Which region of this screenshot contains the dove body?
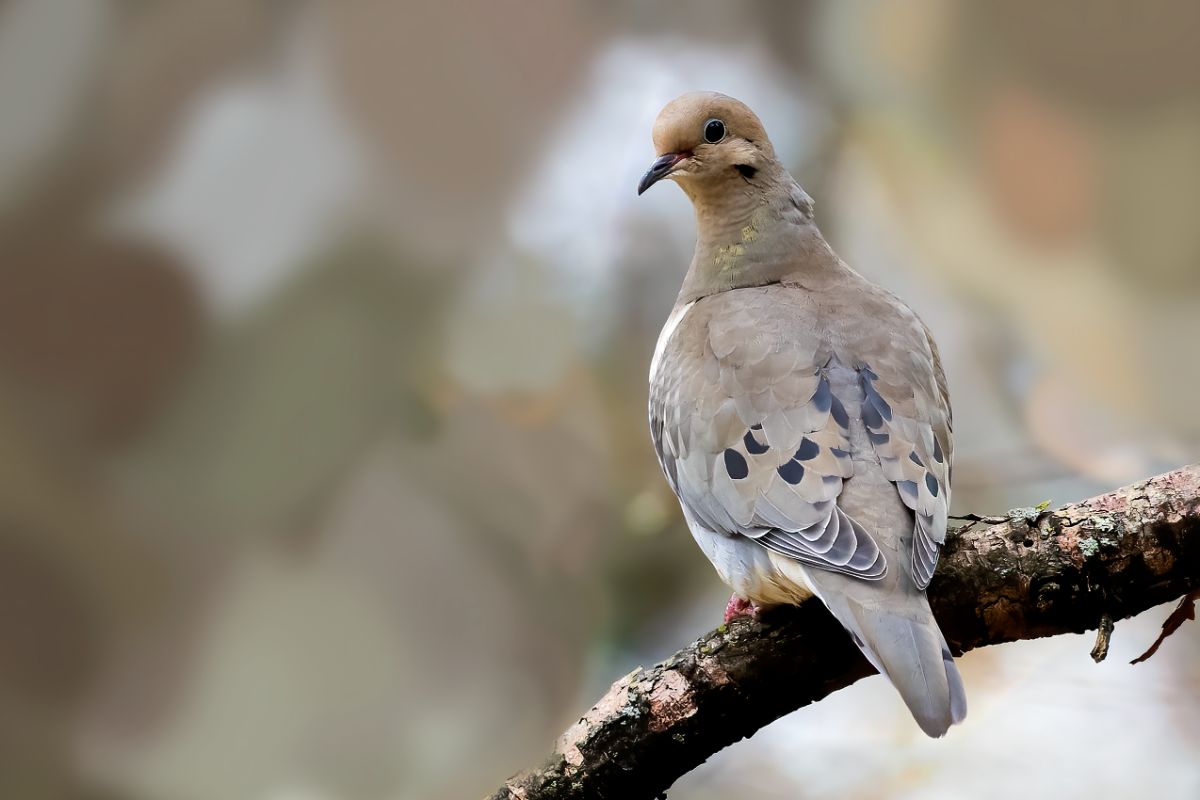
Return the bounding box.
[641,92,966,737]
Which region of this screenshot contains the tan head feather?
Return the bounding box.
[650,91,776,160]
[638,92,783,199]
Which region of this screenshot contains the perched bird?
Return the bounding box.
[639,92,966,737]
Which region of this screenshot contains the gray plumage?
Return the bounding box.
[641,92,965,737]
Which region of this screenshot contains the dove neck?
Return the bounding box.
[679,179,848,305]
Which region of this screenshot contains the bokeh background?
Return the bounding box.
[2,1,1199,798]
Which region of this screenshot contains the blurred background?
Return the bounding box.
[1,1,1198,798]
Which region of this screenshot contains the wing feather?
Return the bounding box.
[856,316,953,589]
[650,295,888,582]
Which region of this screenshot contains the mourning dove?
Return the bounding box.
[639,92,966,737]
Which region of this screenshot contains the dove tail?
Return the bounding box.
[794,568,966,737]
[843,598,965,737]
[875,616,965,737]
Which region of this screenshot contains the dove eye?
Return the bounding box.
[703,119,726,144]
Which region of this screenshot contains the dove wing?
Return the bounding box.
[854,312,953,588]
[649,290,886,581]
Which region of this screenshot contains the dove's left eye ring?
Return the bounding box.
[703,119,726,143]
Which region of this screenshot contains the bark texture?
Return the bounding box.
[490,465,1200,800]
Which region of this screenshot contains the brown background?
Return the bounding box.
[0,2,1197,798]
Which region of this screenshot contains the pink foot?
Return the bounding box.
[723,594,758,624]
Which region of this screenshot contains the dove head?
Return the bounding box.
[637,93,829,303]
[637,92,779,198]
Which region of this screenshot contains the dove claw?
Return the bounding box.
[723,594,759,624]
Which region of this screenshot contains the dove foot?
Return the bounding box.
[723,594,759,624]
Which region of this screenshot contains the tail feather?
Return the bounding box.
[855,610,965,737]
[944,639,967,725]
[793,564,966,737]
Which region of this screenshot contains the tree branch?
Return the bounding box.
[489,465,1200,800]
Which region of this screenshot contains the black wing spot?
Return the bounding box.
[724,449,749,480]
[909,451,923,466]
[861,376,893,421]
[933,437,945,464]
[751,423,763,431]
[830,447,850,458]
[794,437,819,461]
[867,430,890,446]
[777,460,805,485]
[743,430,769,455]
[735,164,758,180]
[862,400,882,430]
[830,396,850,429]
[925,472,940,497]
[811,377,832,413]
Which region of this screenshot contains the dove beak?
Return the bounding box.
[637,152,689,195]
